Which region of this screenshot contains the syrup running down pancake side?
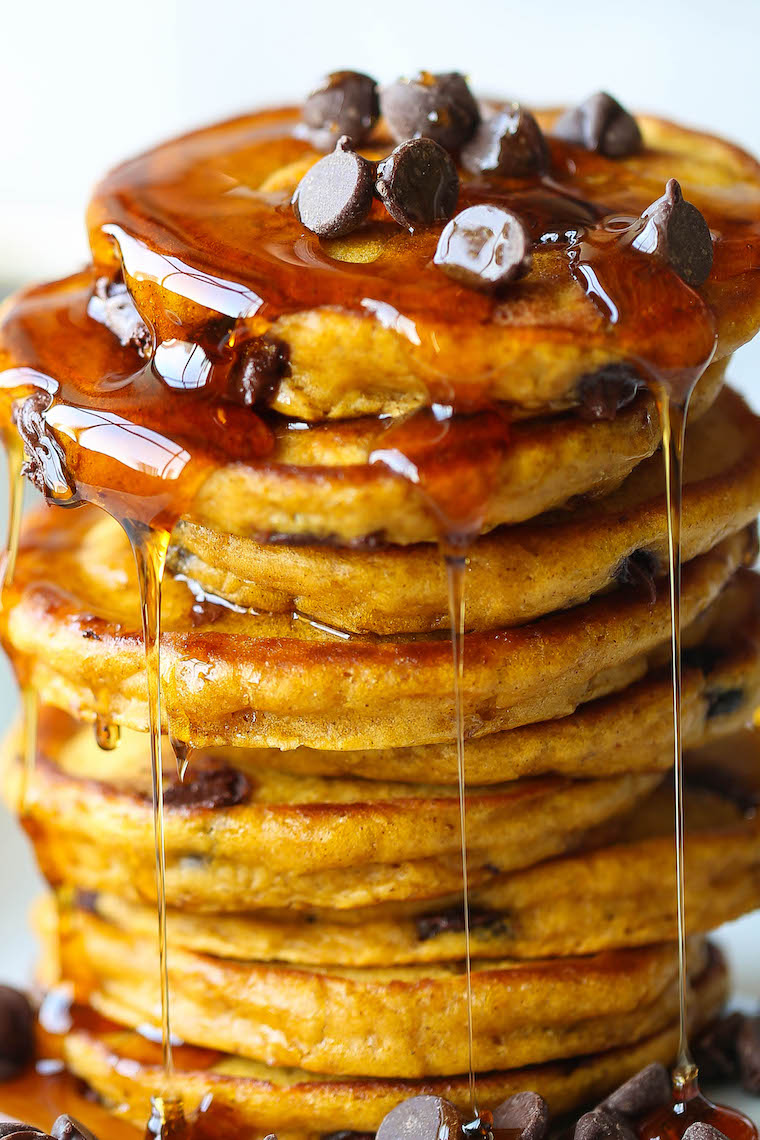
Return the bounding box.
[1,96,760,1139]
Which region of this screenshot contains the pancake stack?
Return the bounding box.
[1,77,760,1139]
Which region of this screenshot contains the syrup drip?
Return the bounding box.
[2,432,24,591]
[18,683,38,815]
[95,716,121,752]
[170,736,192,782]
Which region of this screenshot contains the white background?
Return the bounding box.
[0,0,759,1119]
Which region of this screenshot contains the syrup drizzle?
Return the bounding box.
[95,716,121,752]
[2,432,24,591]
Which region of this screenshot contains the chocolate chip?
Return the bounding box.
[87,277,151,357]
[461,105,549,177]
[574,1112,636,1140]
[381,72,480,151]
[376,1095,462,1140]
[681,646,722,675]
[632,179,714,288]
[323,1133,374,1140]
[292,136,376,238]
[576,363,642,421]
[738,1014,760,1094]
[434,205,531,290]
[376,139,459,231]
[600,1063,671,1118]
[51,1118,99,1140]
[553,93,641,158]
[415,905,510,942]
[687,766,758,817]
[682,1126,730,1140]
[616,550,659,604]
[163,766,251,811]
[0,1127,47,1137]
[0,986,35,1080]
[692,1013,743,1082]
[0,1133,51,1140]
[706,688,745,719]
[303,72,379,149]
[228,337,290,408]
[493,1092,549,1140]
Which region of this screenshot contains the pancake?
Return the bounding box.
[2,505,752,751]
[168,385,760,632]
[46,899,710,1078]
[75,738,760,964]
[85,106,760,419]
[60,948,728,1138]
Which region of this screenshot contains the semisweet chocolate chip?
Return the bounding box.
[600,1063,671,1118]
[574,1111,637,1140]
[461,105,549,178]
[706,687,745,719]
[738,1014,760,1094]
[415,905,511,942]
[681,645,722,675]
[0,1133,51,1140]
[51,1118,99,1140]
[576,363,643,421]
[228,336,290,408]
[381,72,480,152]
[692,1012,744,1082]
[0,1127,47,1138]
[87,277,151,357]
[0,985,35,1080]
[376,1095,462,1140]
[493,1092,549,1140]
[434,205,532,290]
[616,550,659,604]
[376,139,459,232]
[163,766,251,811]
[303,71,380,148]
[323,1133,374,1140]
[632,179,714,288]
[682,1126,730,1140]
[292,136,376,238]
[553,92,642,158]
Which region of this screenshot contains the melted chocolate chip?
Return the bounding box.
[574,1111,636,1140]
[303,71,380,148]
[434,205,532,290]
[13,391,76,503]
[163,766,251,810]
[616,550,659,604]
[376,1096,462,1140]
[632,179,714,288]
[553,92,642,158]
[323,1133,374,1140]
[376,138,459,232]
[576,364,642,421]
[381,71,480,151]
[228,337,290,408]
[0,985,35,1080]
[87,277,151,357]
[415,905,510,942]
[51,1118,99,1140]
[681,645,722,675]
[493,1092,549,1140]
[706,687,745,720]
[600,1063,671,1118]
[692,1012,744,1082]
[293,136,376,238]
[738,1014,760,1094]
[683,1126,730,1140]
[461,105,549,177]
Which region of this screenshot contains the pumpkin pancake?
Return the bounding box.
[2,505,752,751]
[168,385,760,632]
[44,899,711,1078]
[59,947,728,1138]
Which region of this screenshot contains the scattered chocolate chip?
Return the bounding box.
[0,985,35,1080]
[706,688,745,719]
[13,391,76,504]
[493,1091,549,1140]
[692,1012,744,1082]
[600,1063,671,1118]
[434,204,532,290]
[376,1095,462,1140]
[323,1133,374,1140]
[163,766,251,811]
[0,1132,51,1140]
[0,1127,47,1138]
[381,72,480,151]
[228,336,290,408]
[553,92,642,158]
[303,71,380,148]
[574,1111,636,1140]
[616,550,659,604]
[683,1126,730,1140]
[576,363,643,421]
[738,1014,760,1094]
[415,905,510,942]
[51,1118,99,1140]
[461,105,549,177]
[292,136,376,238]
[632,179,714,288]
[87,277,151,357]
[376,138,459,231]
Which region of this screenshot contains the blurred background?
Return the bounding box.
[1,0,759,1088]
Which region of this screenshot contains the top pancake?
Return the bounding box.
[85,106,760,419]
